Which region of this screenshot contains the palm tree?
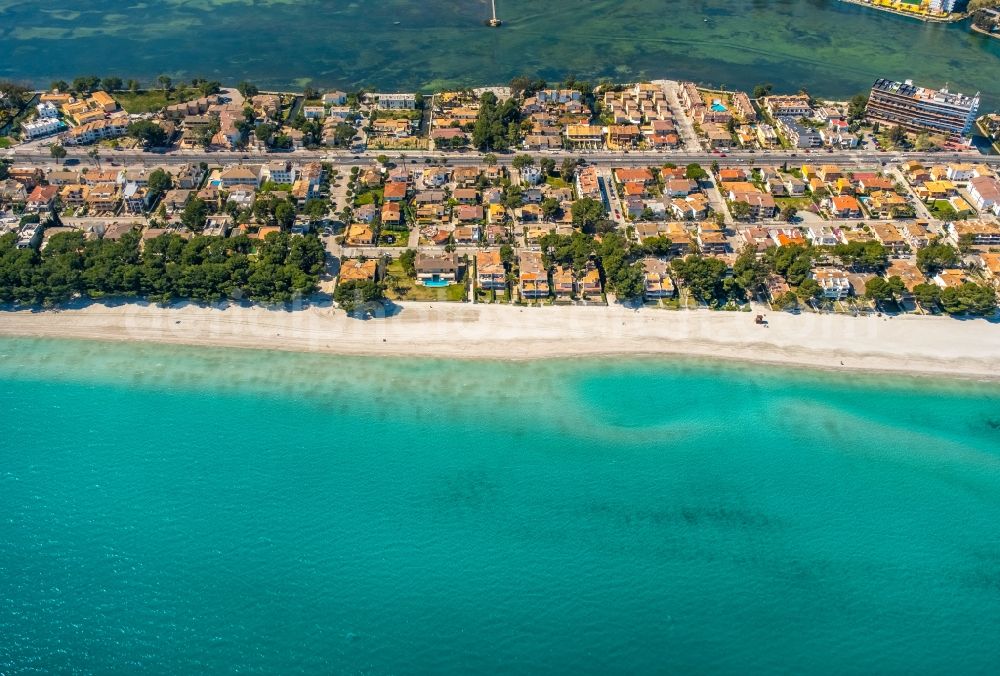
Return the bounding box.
[87,148,101,170]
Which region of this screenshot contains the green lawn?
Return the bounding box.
[774,196,815,210]
[928,199,958,220]
[114,87,202,114]
[353,187,382,207]
[374,109,422,121]
[545,176,570,189]
[0,137,11,148]
[378,230,409,247]
[384,260,467,302]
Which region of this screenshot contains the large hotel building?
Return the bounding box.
[866,78,980,136]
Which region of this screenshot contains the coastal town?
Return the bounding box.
[1,75,999,318]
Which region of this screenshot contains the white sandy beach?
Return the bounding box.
[1,302,999,379]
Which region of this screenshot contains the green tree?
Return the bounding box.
[733,244,768,293]
[561,158,579,181]
[865,276,904,304]
[796,278,823,303]
[483,153,498,167]
[274,201,296,230]
[685,163,708,181]
[730,200,752,221]
[72,76,100,94]
[127,120,169,147]
[471,91,521,151]
[781,205,798,222]
[767,243,813,286]
[398,249,417,277]
[198,80,222,97]
[939,283,998,316]
[916,242,959,274]
[752,83,774,99]
[302,198,328,220]
[847,92,868,122]
[146,169,172,199]
[49,144,67,164]
[541,198,561,220]
[831,241,888,270]
[181,197,208,232]
[101,77,123,92]
[638,235,673,257]
[912,282,941,308]
[609,260,646,300]
[570,198,606,231]
[255,122,275,146]
[512,154,535,170]
[776,291,799,311]
[237,81,259,99]
[671,254,728,303]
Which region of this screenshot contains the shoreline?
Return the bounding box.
[838,0,965,23]
[2,302,1000,382]
[971,23,1000,40]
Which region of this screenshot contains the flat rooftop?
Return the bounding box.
[871,78,979,109]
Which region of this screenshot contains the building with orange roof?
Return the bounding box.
[826,195,862,218]
[339,258,378,283]
[476,249,506,290]
[518,251,550,299]
[613,167,654,185]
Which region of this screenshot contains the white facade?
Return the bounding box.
[36,102,60,118]
[372,93,416,110]
[22,118,65,139]
[520,165,543,186]
[323,91,347,106]
[812,269,850,299]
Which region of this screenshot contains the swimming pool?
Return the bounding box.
[423,279,450,288]
[710,99,727,112]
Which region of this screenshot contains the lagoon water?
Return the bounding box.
[2,337,1000,672]
[1,0,999,105]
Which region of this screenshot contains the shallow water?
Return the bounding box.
[1,337,999,672]
[2,0,998,105]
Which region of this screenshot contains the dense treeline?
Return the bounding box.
[536,230,672,300]
[0,230,326,306]
[471,92,522,151]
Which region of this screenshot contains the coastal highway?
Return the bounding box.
[6,145,999,170]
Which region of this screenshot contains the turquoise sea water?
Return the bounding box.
[2,337,1000,673]
[2,0,999,105]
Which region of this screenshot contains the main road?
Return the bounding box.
[6,143,998,170]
